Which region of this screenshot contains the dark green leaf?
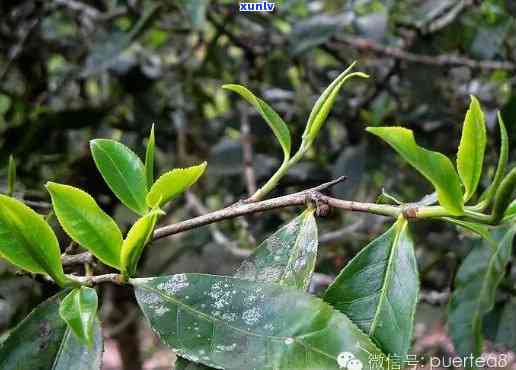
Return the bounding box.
[145,124,156,189]
[146,162,207,208]
[223,84,291,161]
[120,209,163,277]
[59,287,99,348]
[133,274,388,370]
[0,195,67,286]
[90,139,148,215]
[367,126,464,215]
[323,217,419,359]
[483,298,516,350]
[0,292,103,370]
[180,210,319,370]
[46,182,123,269]
[448,226,516,359]
[235,209,318,290]
[457,96,486,201]
[303,63,368,148]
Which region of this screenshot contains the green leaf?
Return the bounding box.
[442,218,491,240]
[479,112,509,205]
[235,209,318,290]
[120,209,163,277]
[323,217,419,359]
[145,124,155,189]
[302,62,369,147]
[7,154,15,196]
[0,195,66,286]
[90,139,148,215]
[457,96,487,202]
[59,287,99,348]
[146,162,207,207]
[0,292,103,370]
[448,226,516,360]
[223,84,291,161]
[502,199,516,222]
[179,210,319,370]
[367,126,464,215]
[46,182,123,269]
[132,274,388,370]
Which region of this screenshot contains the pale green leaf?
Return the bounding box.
[367,126,464,215]
[46,182,123,269]
[90,139,148,215]
[0,195,66,286]
[457,95,487,201]
[132,274,388,370]
[235,209,318,290]
[59,287,99,348]
[145,124,155,189]
[479,112,509,205]
[302,62,369,147]
[502,199,516,222]
[448,226,516,359]
[323,217,418,359]
[146,162,207,207]
[223,84,291,160]
[0,292,103,370]
[120,209,163,277]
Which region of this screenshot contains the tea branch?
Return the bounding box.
[332,35,516,71]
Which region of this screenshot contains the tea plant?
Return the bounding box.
[0,63,515,370]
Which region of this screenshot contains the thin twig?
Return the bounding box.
[152,177,375,240]
[333,35,516,70]
[62,252,93,266]
[67,273,124,285]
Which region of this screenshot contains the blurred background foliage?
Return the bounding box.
[1,0,516,368]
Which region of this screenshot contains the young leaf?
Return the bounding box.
[90,139,148,215]
[323,217,419,359]
[0,292,103,370]
[59,287,99,348]
[441,218,491,240]
[120,209,163,277]
[0,195,67,286]
[448,226,516,359]
[7,154,15,196]
[367,127,464,215]
[302,62,369,147]
[457,96,487,202]
[235,209,318,290]
[223,84,291,161]
[132,274,388,370]
[46,182,123,269]
[145,124,155,189]
[146,162,207,207]
[479,112,509,205]
[502,199,516,222]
